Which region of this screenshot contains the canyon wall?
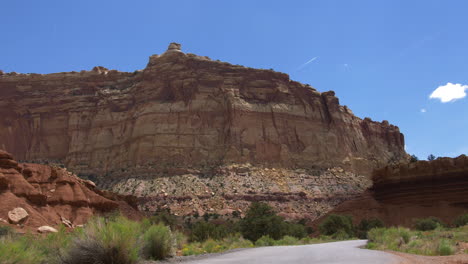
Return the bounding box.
[315,155,468,226]
[0,43,406,179]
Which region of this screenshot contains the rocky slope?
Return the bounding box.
[0,149,140,232]
[315,155,468,226]
[0,43,407,219]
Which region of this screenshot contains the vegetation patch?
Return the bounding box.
[366,225,468,256]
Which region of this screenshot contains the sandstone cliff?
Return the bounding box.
[0,150,140,231]
[314,155,468,226]
[0,43,406,179]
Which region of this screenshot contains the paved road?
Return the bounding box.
[182,240,399,264]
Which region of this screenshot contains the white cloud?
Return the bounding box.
[420,108,426,113]
[429,82,468,103]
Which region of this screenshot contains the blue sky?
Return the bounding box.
[1,0,467,159]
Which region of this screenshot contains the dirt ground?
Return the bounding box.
[388,251,468,264]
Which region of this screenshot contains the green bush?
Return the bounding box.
[356,218,384,239]
[254,235,275,247]
[332,229,351,240]
[414,217,442,231]
[189,221,236,242]
[453,213,468,227]
[367,227,411,248]
[274,235,299,246]
[318,214,354,238]
[61,216,140,264]
[141,224,174,260]
[173,230,187,250]
[240,202,281,241]
[438,240,454,256]
[0,225,13,237]
[149,210,178,229]
[282,222,308,239]
[0,236,46,264]
[240,202,308,241]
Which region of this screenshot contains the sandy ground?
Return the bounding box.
[388,251,468,264]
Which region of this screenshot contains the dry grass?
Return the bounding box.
[367,225,468,256]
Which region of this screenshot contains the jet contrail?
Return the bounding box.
[296,57,318,71]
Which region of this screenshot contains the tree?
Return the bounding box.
[318,214,354,238]
[427,154,436,161]
[240,202,284,241]
[410,154,419,163]
[239,202,307,241]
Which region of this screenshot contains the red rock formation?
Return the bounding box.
[0,43,406,181]
[0,150,140,231]
[314,155,468,227]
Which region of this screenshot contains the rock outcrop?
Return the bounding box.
[314,155,468,227]
[0,43,406,180]
[0,43,408,220]
[0,150,141,231]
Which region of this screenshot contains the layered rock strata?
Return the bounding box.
[314,155,468,226]
[0,43,408,219]
[0,150,140,231]
[108,165,372,220]
[0,43,406,179]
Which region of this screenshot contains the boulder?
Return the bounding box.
[37,226,58,233]
[8,207,29,224]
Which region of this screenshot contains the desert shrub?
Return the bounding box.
[202,238,225,253]
[356,218,384,239]
[282,222,308,239]
[414,217,442,231]
[367,226,466,256]
[240,202,285,241]
[173,230,187,250]
[240,202,308,241]
[141,224,174,260]
[223,234,254,249]
[274,235,299,246]
[61,216,140,264]
[437,240,454,256]
[255,235,275,247]
[181,234,253,256]
[410,154,419,162]
[367,227,411,250]
[182,242,203,256]
[0,225,13,237]
[149,210,177,229]
[318,214,354,238]
[189,220,235,242]
[332,229,351,240]
[453,213,468,227]
[0,236,46,264]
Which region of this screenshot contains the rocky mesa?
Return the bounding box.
[0,43,408,219]
[0,43,406,177]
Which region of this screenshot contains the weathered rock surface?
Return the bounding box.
[8,207,29,224]
[107,164,372,220]
[0,150,141,231]
[0,43,406,180]
[314,155,468,227]
[37,225,58,233]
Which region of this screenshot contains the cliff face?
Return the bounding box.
[314,155,468,226]
[0,150,140,231]
[0,44,406,179]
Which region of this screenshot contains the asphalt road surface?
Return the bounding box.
[182,240,399,264]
